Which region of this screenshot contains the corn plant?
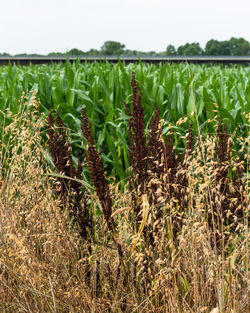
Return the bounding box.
[0,61,249,182]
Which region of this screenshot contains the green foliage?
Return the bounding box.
[67,48,86,56]
[205,37,250,56]
[0,52,11,56]
[100,41,126,56]
[1,37,250,57]
[166,44,177,55]
[177,42,203,56]
[228,37,250,55]
[0,62,249,181]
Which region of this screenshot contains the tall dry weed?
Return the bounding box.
[0,89,248,313]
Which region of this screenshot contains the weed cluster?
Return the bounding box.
[0,82,249,312]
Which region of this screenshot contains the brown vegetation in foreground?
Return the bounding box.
[0,85,249,313]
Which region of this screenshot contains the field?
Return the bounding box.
[0,62,249,312]
[0,61,249,179]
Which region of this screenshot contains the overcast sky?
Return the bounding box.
[1,0,250,54]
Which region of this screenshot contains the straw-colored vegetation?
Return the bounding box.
[0,70,249,312]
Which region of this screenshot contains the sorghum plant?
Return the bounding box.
[48,111,91,241]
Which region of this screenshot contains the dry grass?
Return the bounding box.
[0,92,249,313]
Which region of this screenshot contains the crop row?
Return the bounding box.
[0,61,249,179]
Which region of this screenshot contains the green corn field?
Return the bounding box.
[0,61,249,180]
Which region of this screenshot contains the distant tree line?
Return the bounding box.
[1,37,250,57]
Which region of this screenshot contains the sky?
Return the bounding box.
[1,0,250,55]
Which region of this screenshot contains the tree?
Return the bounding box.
[120,49,137,56]
[166,45,177,55]
[48,52,65,56]
[205,39,231,55]
[205,38,250,55]
[146,51,156,56]
[205,39,222,55]
[100,41,125,56]
[67,48,85,56]
[87,49,100,56]
[177,42,203,56]
[228,37,250,55]
[0,52,11,56]
[14,53,44,57]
